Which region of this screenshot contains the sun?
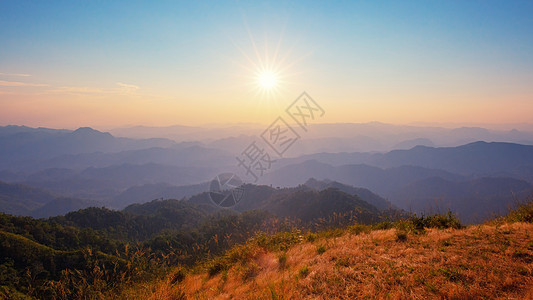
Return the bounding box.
[257,70,278,90]
[230,27,309,99]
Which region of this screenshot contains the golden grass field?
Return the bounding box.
[122,221,533,299]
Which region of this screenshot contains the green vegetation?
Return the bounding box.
[409,211,463,230]
[255,231,302,252]
[171,198,533,299]
[2,196,532,298]
[0,201,278,298]
[298,265,309,278]
[505,197,533,223]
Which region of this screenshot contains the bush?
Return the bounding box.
[372,221,393,230]
[316,245,326,255]
[396,231,408,242]
[207,258,228,277]
[254,231,302,252]
[318,228,345,238]
[347,224,371,235]
[305,232,317,242]
[278,253,287,269]
[298,265,309,278]
[170,267,186,284]
[226,243,258,265]
[241,262,259,281]
[506,198,533,223]
[438,268,464,283]
[409,211,462,230]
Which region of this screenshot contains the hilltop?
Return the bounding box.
[1,165,533,299]
[161,223,533,299]
[121,202,533,299]
[0,186,392,298]
[0,191,532,298]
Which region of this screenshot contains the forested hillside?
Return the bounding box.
[0,186,392,298]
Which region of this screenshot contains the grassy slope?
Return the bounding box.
[128,221,533,299]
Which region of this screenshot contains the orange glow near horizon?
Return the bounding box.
[2,2,533,130]
[1,87,533,130]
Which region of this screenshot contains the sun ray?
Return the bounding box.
[221,15,309,106]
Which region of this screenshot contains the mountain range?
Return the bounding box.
[1,124,533,223]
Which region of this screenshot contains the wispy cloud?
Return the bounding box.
[116,82,140,92]
[0,80,47,87]
[1,79,140,97]
[46,82,140,96]
[0,73,31,77]
[46,86,110,94]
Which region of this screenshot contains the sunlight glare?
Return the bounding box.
[257,70,278,90]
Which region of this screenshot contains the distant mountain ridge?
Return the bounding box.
[303,178,392,210]
[2,163,219,202]
[261,155,533,223]
[2,124,533,223]
[394,176,532,223]
[0,181,99,218]
[109,122,533,154]
[373,141,533,176]
[185,181,392,225]
[110,182,209,209]
[274,141,533,183]
[262,160,465,195]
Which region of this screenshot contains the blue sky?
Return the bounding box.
[1,1,533,128]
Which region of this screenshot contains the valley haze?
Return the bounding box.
[1,122,533,224]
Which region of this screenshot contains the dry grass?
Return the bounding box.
[143,222,533,299]
[114,274,186,300]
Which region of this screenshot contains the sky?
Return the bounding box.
[1,0,533,130]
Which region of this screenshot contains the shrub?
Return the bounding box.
[319,228,345,238]
[396,231,408,242]
[241,262,259,281]
[438,268,464,282]
[170,267,186,284]
[226,243,258,264]
[409,211,462,230]
[305,232,317,242]
[316,245,326,255]
[513,249,533,263]
[334,257,350,268]
[298,265,309,278]
[207,258,228,277]
[506,198,533,223]
[372,221,393,230]
[278,253,287,269]
[255,231,302,252]
[347,224,371,235]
